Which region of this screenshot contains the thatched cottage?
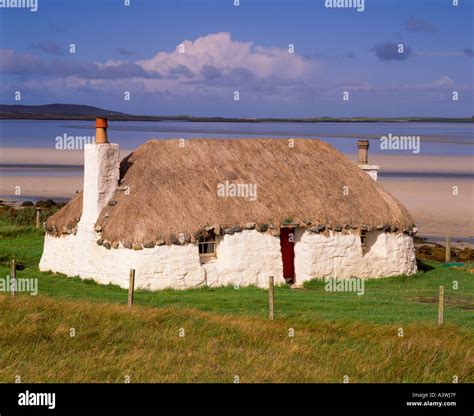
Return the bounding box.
[40,118,417,289]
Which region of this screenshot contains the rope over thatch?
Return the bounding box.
[46,138,415,246]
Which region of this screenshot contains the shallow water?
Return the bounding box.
[1,120,472,156]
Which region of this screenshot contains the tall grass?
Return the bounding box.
[0,295,472,383]
[0,221,472,382]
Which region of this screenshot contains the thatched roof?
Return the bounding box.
[46,138,415,247]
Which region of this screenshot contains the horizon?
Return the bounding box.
[2,102,474,120]
[0,0,472,118]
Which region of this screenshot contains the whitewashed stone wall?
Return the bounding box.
[39,229,284,290]
[40,227,416,290]
[293,229,417,283]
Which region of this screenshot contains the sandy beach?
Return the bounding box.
[1,147,473,239]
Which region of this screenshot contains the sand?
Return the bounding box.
[381,179,473,238]
[1,147,473,239]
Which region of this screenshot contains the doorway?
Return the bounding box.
[280,228,295,283]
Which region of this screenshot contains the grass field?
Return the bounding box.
[0,221,473,382]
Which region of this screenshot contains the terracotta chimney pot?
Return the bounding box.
[95,117,109,144]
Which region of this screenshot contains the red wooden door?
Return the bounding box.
[280,228,295,283]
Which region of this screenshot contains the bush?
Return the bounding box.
[0,204,64,227]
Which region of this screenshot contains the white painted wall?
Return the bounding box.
[358,164,380,181]
[40,228,416,290]
[79,143,119,226]
[293,229,417,283]
[40,229,284,290]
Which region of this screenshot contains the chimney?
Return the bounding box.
[78,118,120,232]
[357,139,379,181]
[95,117,109,143]
[357,140,369,164]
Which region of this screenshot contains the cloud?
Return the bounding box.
[337,81,375,92]
[393,76,456,92]
[0,49,159,79]
[1,33,318,103]
[372,42,412,61]
[137,32,313,81]
[464,48,473,58]
[0,49,47,75]
[32,41,63,55]
[405,18,437,34]
[432,76,454,87]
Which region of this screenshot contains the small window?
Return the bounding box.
[360,230,369,254]
[198,231,216,261]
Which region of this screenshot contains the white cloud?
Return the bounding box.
[432,76,454,87]
[137,32,314,81]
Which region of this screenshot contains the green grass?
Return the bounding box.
[1,223,473,329]
[0,295,472,383]
[0,223,473,382]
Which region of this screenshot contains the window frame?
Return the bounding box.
[198,231,217,261]
[360,230,369,254]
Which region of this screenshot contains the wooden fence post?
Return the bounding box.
[268,275,274,320]
[35,208,42,229]
[128,269,135,308]
[445,237,451,263]
[438,285,444,325]
[11,259,16,297]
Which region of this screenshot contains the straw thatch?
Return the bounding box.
[46,138,415,246]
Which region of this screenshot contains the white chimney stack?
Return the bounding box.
[78,117,120,229]
[357,139,379,181]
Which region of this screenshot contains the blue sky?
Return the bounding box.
[0,0,472,117]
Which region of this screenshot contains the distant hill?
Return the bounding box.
[0,103,127,118]
[0,103,472,123]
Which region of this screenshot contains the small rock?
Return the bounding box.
[156,239,165,246]
[245,222,256,229]
[94,225,102,232]
[271,229,280,236]
[224,228,235,235]
[376,224,384,230]
[383,224,391,232]
[103,241,111,250]
[143,241,155,248]
[132,243,143,250]
[123,242,132,249]
[170,235,180,245]
[96,239,103,246]
[257,224,268,232]
[361,224,369,231]
[334,225,342,232]
[317,224,325,232]
[112,242,119,249]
